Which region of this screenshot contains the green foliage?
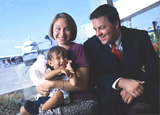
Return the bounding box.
[0,86,37,115]
[0,91,24,115]
[150,32,160,56]
[154,33,160,54]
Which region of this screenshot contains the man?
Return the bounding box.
[84,4,159,115]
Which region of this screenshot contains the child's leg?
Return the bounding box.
[20,106,31,115]
[41,90,64,111]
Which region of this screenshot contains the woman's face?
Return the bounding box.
[53,18,72,46]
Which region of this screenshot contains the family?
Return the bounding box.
[20,4,159,115]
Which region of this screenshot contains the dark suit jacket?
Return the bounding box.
[84,26,159,98]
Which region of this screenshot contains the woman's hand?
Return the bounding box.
[36,84,50,97]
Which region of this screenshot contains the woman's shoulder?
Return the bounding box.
[70,42,84,52]
[71,42,83,48]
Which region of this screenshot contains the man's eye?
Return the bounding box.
[100,26,105,29]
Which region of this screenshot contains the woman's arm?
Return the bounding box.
[68,72,77,87]
[40,66,89,92]
[55,66,89,91]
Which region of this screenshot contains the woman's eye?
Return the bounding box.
[65,28,70,32]
[56,28,60,31]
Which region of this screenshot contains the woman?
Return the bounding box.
[29,13,98,114]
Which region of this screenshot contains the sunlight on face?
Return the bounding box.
[53,18,72,46]
[92,16,118,45]
[49,52,68,69]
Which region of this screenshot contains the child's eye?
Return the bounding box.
[62,55,67,59]
[63,57,67,59]
[56,57,60,60]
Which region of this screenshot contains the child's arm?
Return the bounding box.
[44,68,71,80]
[44,69,62,80]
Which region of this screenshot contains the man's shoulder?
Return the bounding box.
[121,26,148,35]
[84,35,99,46]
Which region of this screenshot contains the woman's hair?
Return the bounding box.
[47,46,67,61]
[49,12,77,41]
[90,4,120,27]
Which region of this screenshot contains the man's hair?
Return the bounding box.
[90,4,120,26]
[49,12,77,41]
[47,46,67,61]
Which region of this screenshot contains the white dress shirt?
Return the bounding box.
[109,31,123,90]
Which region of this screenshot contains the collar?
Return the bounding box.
[109,31,122,49]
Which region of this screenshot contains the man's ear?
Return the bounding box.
[115,20,119,29]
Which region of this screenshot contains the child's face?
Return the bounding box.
[48,52,68,69]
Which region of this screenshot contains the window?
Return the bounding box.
[0,0,159,114]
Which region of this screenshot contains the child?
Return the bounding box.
[20,46,77,115]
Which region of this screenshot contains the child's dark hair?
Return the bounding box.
[47,46,67,61]
[47,46,67,70]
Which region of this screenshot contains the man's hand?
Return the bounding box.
[120,89,134,104]
[117,78,145,97]
[36,84,50,97]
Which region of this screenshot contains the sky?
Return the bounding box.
[0,0,160,57]
[0,0,98,56]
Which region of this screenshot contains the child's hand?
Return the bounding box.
[66,60,74,74]
[60,69,70,76]
[60,69,73,78]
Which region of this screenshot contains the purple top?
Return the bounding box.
[67,42,88,69]
[67,42,95,100]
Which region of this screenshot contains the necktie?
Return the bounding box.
[112,43,123,61]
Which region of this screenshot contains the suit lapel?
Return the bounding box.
[121,27,137,76]
[93,37,118,70]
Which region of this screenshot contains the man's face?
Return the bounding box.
[92,16,119,45]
